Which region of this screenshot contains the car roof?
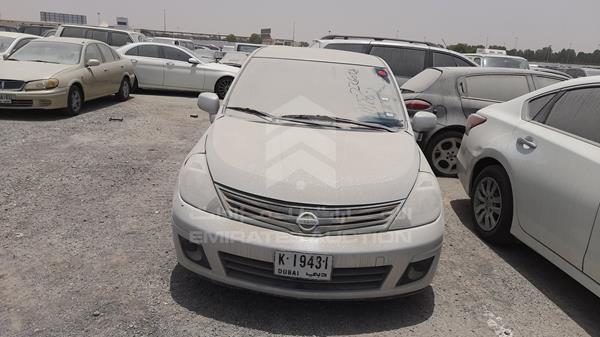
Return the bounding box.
[41,36,104,45]
[434,67,568,78]
[60,24,135,34]
[465,53,527,61]
[0,32,37,39]
[252,46,387,67]
[153,37,192,42]
[118,42,194,53]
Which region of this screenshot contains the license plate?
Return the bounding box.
[274,251,333,281]
[0,94,16,104]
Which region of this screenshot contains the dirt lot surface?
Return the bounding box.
[1,93,599,337]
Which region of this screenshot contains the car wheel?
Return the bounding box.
[215,77,233,99]
[471,165,514,244]
[116,78,131,101]
[131,78,139,93]
[65,86,83,116]
[425,130,463,177]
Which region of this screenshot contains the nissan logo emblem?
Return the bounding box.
[296,212,319,232]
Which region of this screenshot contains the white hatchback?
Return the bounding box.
[171,46,444,299]
[458,77,600,297]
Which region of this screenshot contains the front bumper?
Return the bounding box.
[0,87,69,110]
[172,193,444,300]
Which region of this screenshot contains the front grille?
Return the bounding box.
[0,80,25,91]
[216,184,402,235]
[0,100,33,107]
[220,252,390,291]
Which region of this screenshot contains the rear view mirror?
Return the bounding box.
[412,111,437,132]
[86,59,100,67]
[197,92,220,123]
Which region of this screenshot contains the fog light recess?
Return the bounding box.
[397,257,435,286]
[179,236,211,269]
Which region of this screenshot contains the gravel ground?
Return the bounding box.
[1,93,599,337]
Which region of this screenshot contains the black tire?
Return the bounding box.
[116,78,131,101]
[214,77,233,99]
[131,78,139,93]
[64,85,83,116]
[470,165,514,244]
[425,130,464,177]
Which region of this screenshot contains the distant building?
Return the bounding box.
[40,11,87,24]
[116,17,129,28]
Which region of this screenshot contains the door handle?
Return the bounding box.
[103,69,109,72]
[517,137,537,149]
[166,62,174,66]
[131,59,138,63]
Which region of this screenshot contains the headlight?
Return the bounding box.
[24,79,59,91]
[178,153,224,215]
[389,172,442,230]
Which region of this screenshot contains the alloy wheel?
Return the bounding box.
[473,177,503,231]
[431,137,461,176]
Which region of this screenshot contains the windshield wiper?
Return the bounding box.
[27,60,59,64]
[280,114,397,132]
[227,107,336,128]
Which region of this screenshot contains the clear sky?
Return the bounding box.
[2,0,599,52]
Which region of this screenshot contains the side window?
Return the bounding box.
[533,76,563,89]
[84,44,104,63]
[432,52,457,67]
[125,46,139,56]
[465,75,530,102]
[454,57,473,67]
[323,43,369,54]
[110,32,132,47]
[90,30,109,44]
[528,94,556,120]
[162,47,191,62]
[97,44,115,62]
[473,57,482,66]
[61,27,86,38]
[138,45,161,58]
[370,46,426,78]
[543,87,600,144]
[12,38,33,52]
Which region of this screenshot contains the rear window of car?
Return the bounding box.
[324,43,370,54]
[125,46,138,56]
[369,46,426,78]
[61,27,86,38]
[464,75,530,102]
[110,32,131,47]
[401,68,442,93]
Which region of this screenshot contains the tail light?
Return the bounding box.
[465,114,487,135]
[404,99,431,111]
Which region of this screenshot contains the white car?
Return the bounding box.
[0,32,38,59]
[457,77,600,297]
[56,25,147,48]
[171,46,443,299]
[118,42,238,98]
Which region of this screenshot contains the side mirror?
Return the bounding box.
[2,54,8,60]
[86,59,101,67]
[197,92,220,123]
[188,57,201,65]
[412,111,437,132]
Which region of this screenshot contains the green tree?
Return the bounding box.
[248,33,263,44]
[299,41,309,47]
[225,34,237,42]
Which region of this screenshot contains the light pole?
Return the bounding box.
[292,21,296,44]
[97,12,100,25]
[163,9,166,32]
[514,37,519,50]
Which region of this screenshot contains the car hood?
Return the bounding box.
[205,116,420,205]
[203,62,240,73]
[0,61,76,81]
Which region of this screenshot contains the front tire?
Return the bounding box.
[214,77,233,99]
[116,78,131,101]
[425,130,463,177]
[471,165,514,244]
[64,86,83,116]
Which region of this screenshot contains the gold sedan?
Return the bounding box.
[0,37,135,115]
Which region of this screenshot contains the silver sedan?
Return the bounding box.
[457,77,600,297]
[117,42,239,98]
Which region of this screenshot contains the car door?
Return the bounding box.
[161,46,205,91]
[584,208,600,282]
[97,43,122,94]
[460,74,531,116]
[82,43,110,99]
[369,46,427,85]
[511,86,600,269]
[127,45,165,88]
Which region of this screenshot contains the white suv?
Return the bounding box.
[172,46,444,300]
[312,35,477,85]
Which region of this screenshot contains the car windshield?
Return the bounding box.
[9,41,82,64]
[226,58,406,130]
[483,56,529,69]
[0,36,16,53]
